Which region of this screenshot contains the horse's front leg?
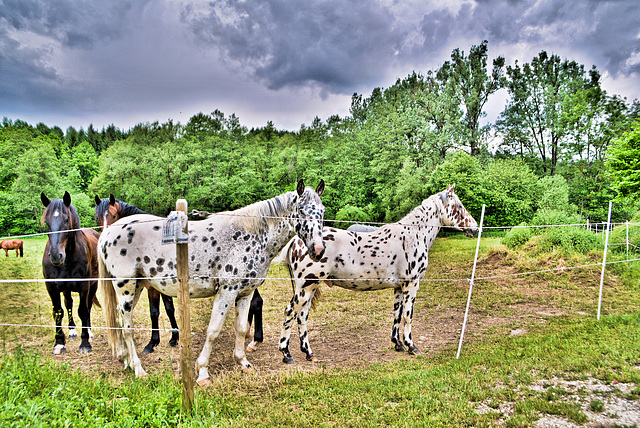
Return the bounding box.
[46,286,66,355]
[391,288,406,352]
[296,286,319,362]
[160,292,179,348]
[143,287,162,354]
[233,293,253,370]
[279,279,318,364]
[196,291,236,387]
[246,288,263,352]
[63,290,77,339]
[401,282,421,355]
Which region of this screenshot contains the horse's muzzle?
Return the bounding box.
[308,243,326,262]
[465,227,479,238]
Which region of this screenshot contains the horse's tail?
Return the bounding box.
[99,255,119,356]
[18,241,23,257]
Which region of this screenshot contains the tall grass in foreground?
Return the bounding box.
[1,312,639,427]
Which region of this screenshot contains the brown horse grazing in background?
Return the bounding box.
[0,239,23,257]
[41,191,100,355]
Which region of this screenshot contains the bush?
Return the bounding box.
[503,224,533,249]
[334,205,371,229]
[610,210,640,254]
[502,209,599,254]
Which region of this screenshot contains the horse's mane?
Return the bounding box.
[216,191,297,234]
[397,193,441,225]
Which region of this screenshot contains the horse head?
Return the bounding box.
[94,194,120,229]
[293,179,326,261]
[41,191,78,266]
[437,184,478,237]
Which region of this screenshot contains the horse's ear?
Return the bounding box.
[41,193,51,207]
[95,195,101,206]
[63,191,71,207]
[447,184,456,195]
[440,191,448,204]
[296,179,305,196]
[109,194,116,205]
[315,179,325,197]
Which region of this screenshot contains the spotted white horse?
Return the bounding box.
[276,185,478,364]
[99,179,325,386]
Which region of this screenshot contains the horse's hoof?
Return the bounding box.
[197,378,213,388]
[408,346,422,355]
[246,341,258,352]
[79,347,92,354]
[282,356,295,364]
[52,345,66,355]
[68,329,78,339]
[241,366,253,374]
[308,356,318,363]
[394,344,407,352]
[168,340,178,348]
[142,346,155,355]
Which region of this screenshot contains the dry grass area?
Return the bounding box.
[3,234,635,385]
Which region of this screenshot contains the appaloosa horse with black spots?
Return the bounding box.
[276,185,478,364]
[99,179,325,385]
[95,194,179,354]
[41,191,100,355]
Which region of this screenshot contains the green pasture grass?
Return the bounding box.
[0,233,639,426]
[1,312,638,427]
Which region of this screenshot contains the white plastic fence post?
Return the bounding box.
[456,204,485,360]
[627,220,630,258]
[597,201,613,321]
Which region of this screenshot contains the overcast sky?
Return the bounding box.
[1,0,639,132]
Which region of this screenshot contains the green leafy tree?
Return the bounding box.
[497,51,593,174]
[607,120,640,203]
[437,40,505,156]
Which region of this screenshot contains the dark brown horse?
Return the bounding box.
[94,194,179,354]
[41,191,100,354]
[0,239,23,257]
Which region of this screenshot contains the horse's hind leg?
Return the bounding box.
[246,288,263,352]
[391,288,406,352]
[63,290,78,339]
[117,279,146,376]
[401,282,421,355]
[143,287,162,354]
[233,293,253,370]
[77,286,93,353]
[161,293,179,347]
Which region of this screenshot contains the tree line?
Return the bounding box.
[1,41,639,237]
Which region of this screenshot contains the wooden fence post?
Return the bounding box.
[176,199,194,411]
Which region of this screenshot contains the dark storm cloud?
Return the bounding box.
[0,0,139,48]
[182,0,408,94]
[0,0,638,131]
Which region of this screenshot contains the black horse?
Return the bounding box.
[41,191,100,354]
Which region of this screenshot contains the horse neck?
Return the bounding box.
[398,195,442,246]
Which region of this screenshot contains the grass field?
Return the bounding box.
[0,233,639,427]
